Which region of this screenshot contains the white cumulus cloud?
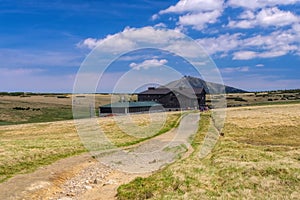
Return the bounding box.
[77,26,211,59]
[129,59,168,70]
[197,27,299,59]
[77,38,102,49]
[228,7,299,29]
[179,10,222,30]
[197,33,241,55]
[228,20,255,29]
[227,0,298,10]
[257,7,299,27]
[256,64,264,67]
[77,32,136,52]
[233,51,257,60]
[222,66,250,73]
[157,0,224,31]
[77,26,186,52]
[159,0,224,14]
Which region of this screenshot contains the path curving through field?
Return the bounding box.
[0,113,200,200]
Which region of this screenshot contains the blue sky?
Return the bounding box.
[1,0,300,92]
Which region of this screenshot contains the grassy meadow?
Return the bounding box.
[0,90,299,125]
[0,96,72,125]
[1,92,300,199]
[100,112,182,147]
[0,120,85,183]
[117,103,300,199]
[0,112,181,183]
[207,89,300,108]
[0,93,116,125]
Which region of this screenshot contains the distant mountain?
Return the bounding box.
[162,76,247,94]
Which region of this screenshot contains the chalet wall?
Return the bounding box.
[138,90,206,109]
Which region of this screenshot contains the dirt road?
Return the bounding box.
[0,113,199,200]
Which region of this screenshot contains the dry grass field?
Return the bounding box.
[0,120,85,183]
[1,92,300,199]
[117,103,300,199]
[207,90,300,108]
[0,95,72,125]
[100,112,181,147]
[1,90,298,125]
[0,94,128,125]
[1,90,299,121]
[0,112,181,184]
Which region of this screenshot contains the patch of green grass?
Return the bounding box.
[25,106,73,123]
[0,121,16,126]
[118,169,184,200]
[249,99,300,106]
[0,103,73,125]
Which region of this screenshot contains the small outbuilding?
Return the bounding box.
[99,101,163,115]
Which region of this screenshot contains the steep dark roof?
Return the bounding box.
[100,101,162,108]
[139,87,204,98]
[139,88,171,95]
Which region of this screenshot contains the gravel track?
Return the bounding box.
[0,113,200,200]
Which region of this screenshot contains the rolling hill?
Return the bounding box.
[163,76,247,94]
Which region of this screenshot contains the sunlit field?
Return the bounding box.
[0,112,181,183]
[0,94,125,125]
[118,103,300,199]
[1,93,299,199]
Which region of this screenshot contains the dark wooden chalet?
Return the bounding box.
[138,86,206,110]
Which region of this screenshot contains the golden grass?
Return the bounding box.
[117,103,300,199]
[0,95,72,106]
[224,104,300,147]
[0,120,85,183]
[0,95,73,125]
[98,112,181,146]
[206,91,300,107]
[226,104,300,128]
[0,112,181,183]
[0,94,139,125]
